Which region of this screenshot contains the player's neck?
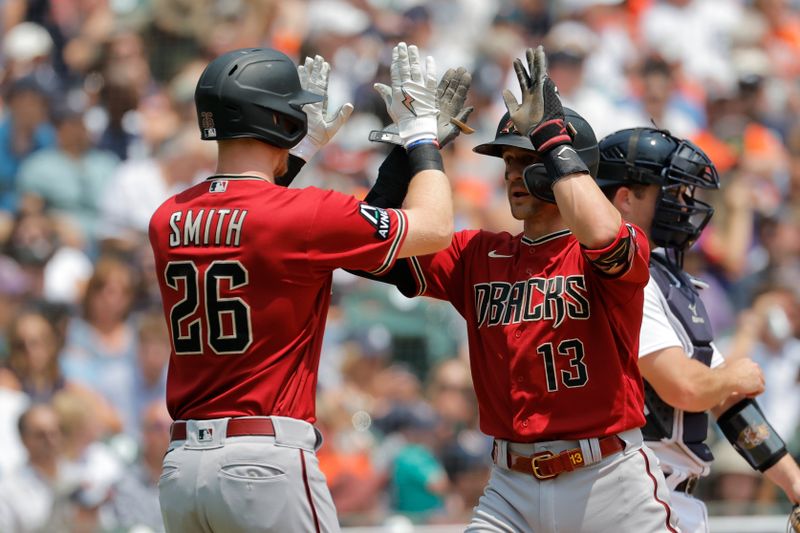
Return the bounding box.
[215,139,287,183]
[522,210,568,240]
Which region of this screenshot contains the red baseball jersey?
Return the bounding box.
[404,224,649,441]
[149,175,408,422]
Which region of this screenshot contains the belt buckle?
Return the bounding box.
[531,451,557,480]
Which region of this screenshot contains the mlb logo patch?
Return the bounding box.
[210,180,228,193]
[198,428,214,441]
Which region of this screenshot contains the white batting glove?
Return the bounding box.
[290,55,354,162]
[374,42,438,149]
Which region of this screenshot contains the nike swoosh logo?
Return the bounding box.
[488,250,514,258]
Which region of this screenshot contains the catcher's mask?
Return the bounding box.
[194,48,322,149]
[473,107,599,203]
[597,127,720,252]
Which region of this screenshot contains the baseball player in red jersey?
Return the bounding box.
[149,44,454,533]
[362,47,680,532]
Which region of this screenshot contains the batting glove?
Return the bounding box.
[374,42,439,150]
[290,55,354,162]
[502,46,572,154]
[503,46,588,181]
[370,66,474,148]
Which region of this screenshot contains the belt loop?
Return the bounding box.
[579,437,602,465]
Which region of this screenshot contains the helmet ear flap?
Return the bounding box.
[523,163,556,203]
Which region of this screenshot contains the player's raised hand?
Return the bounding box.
[374,42,439,149]
[290,54,354,162]
[370,66,474,148]
[436,66,475,147]
[502,46,571,153]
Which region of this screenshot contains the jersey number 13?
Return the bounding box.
[164,260,253,355]
[538,339,588,392]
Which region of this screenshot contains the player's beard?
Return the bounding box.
[274,152,289,178]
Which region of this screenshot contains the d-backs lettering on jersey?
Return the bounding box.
[406,224,649,441]
[149,176,408,422]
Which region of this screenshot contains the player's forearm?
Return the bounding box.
[553,174,622,249]
[679,369,744,412]
[764,454,800,504]
[399,168,453,257]
[657,370,731,412]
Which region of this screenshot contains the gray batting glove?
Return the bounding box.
[370,66,474,148]
[290,55,354,162]
[373,42,438,149]
[502,46,571,153]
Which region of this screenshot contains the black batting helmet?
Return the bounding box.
[473,108,599,178]
[474,108,599,203]
[194,48,322,149]
[597,127,720,251]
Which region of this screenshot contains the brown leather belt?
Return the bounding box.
[171,417,275,441]
[496,435,626,480]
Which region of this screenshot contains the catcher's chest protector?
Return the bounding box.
[642,256,714,462]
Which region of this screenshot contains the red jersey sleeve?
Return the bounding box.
[581,222,650,310]
[582,223,650,284]
[404,230,481,310]
[305,188,408,274]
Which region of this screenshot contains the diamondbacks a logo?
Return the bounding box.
[201,111,217,138]
[209,180,228,193]
[401,87,417,116]
[499,119,519,135]
[359,204,391,240]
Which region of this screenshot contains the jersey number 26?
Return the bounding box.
[164,260,253,355]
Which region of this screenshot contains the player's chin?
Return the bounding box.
[508,193,533,218]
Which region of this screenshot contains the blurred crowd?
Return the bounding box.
[1,0,800,530]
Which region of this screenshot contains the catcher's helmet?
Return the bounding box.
[597,127,720,251]
[194,48,322,149]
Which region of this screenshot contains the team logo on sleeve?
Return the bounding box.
[359,204,391,240]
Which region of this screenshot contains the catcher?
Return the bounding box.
[593,126,800,533]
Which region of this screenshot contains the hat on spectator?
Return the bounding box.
[2,22,53,62]
[308,1,369,36]
[732,48,771,89]
[545,21,597,64]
